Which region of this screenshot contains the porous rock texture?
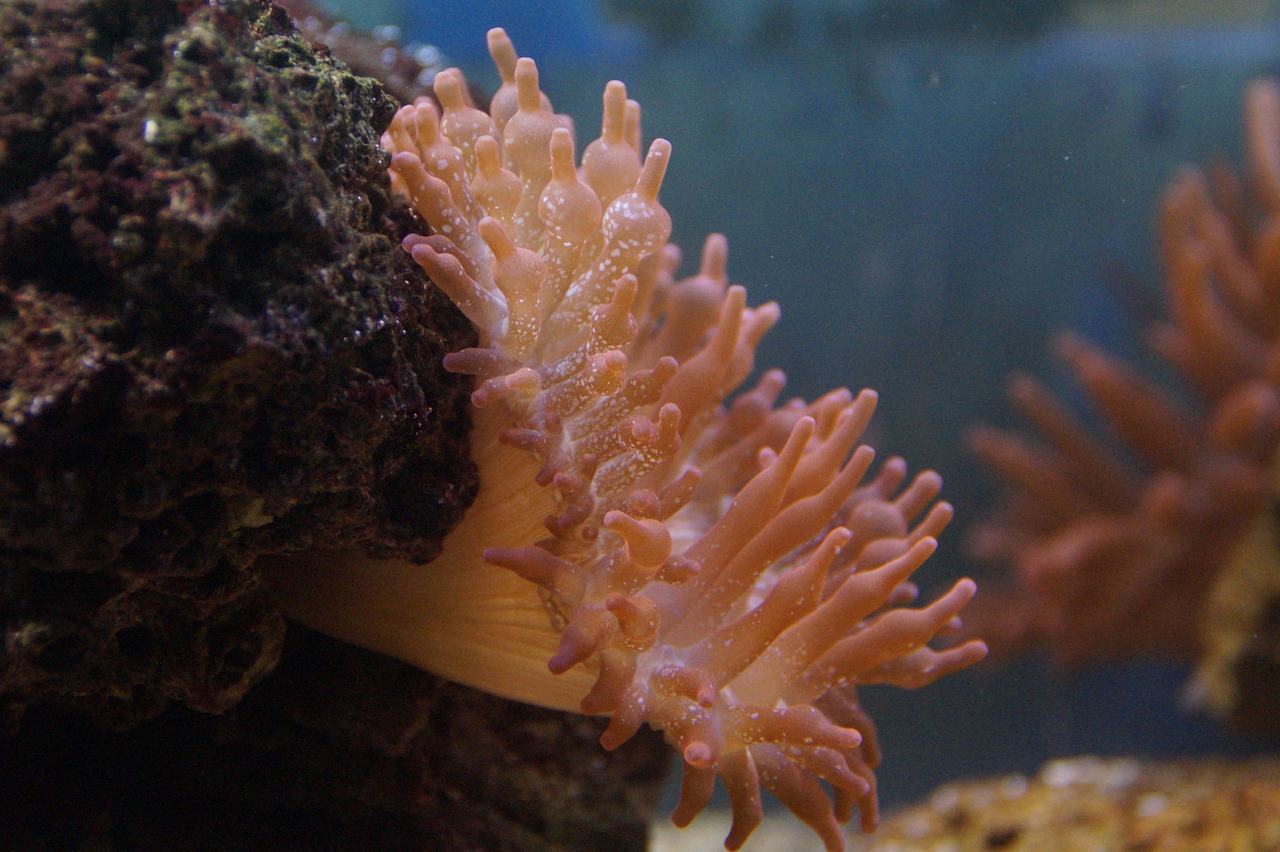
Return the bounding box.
[0,0,465,726]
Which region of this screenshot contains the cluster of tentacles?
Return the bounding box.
[273,29,987,850]
[970,79,1280,729]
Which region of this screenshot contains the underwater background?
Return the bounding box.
[318,0,1279,817]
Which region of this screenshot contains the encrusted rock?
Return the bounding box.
[0,0,472,725]
[870,755,1280,851]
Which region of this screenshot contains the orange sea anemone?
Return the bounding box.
[970,79,1280,733]
[268,29,988,850]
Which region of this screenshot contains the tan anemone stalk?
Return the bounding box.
[269,29,988,852]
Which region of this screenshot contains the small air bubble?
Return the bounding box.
[415,45,441,67]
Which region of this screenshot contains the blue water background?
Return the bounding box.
[319,0,1277,812]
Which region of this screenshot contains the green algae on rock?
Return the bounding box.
[0,0,472,726]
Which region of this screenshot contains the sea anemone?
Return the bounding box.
[969,78,1280,734]
[269,29,988,850]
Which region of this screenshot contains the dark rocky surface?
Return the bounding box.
[0,0,472,726]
